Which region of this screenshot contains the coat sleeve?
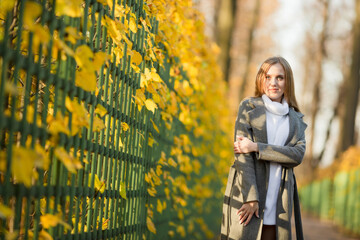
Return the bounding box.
[234,99,259,203]
[257,128,306,168]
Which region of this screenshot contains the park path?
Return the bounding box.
[292,213,359,240]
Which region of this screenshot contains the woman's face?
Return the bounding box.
[263,63,286,102]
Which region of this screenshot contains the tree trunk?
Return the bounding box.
[215,0,237,83]
[238,0,261,99]
[308,0,330,168]
[336,0,360,155]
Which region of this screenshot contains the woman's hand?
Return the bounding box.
[237,201,259,226]
[234,136,259,154]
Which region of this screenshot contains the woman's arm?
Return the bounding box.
[233,99,259,203]
[235,133,306,168]
[257,134,306,168]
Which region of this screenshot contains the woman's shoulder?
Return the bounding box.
[239,97,263,109]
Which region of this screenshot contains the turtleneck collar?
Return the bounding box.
[262,94,289,116]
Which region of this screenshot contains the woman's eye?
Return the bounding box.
[277,76,284,80]
[265,76,271,80]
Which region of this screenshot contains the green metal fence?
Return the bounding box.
[0,0,229,239]
[299,168,360,236]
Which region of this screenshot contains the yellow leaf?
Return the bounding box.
[40,214,60,229]
[4,81,18,96]
[0,203,13,219]
[164,187,170,199]
[156,165,162,176]
[5,231,18,240]
[54,147,82,173]
[41,214,71,230]
[144,173,151,184]
[35,144,50,170]
[136,89,146,102]
[65,27,82,44]
[103,16,122,43]
[168,230,175,237]
[121,122,129,131]
[120,181,127,199]
[39,230,53,240]
[55,0,83,17]
[88,173,106,193]
[145,99,157,114]
[131,50,142,66]
[0,0,15,20]
[12,146,38,187]
[75,69,97,92]
[147,187,157,197]
[101,218,109,230]
[176,225,186,237]
[131,63,141,73]
[140,74,148,88]
[168,158,177,167]
[146,217,156,234]
[118,138,123,148]
[65,97,90,133]
[148,134,154,147]
[129,17,138,33]
[150,119,159,133]
[92,116,105,132]
[95,104,107,117]
[156,199,166,214]
[93,51,108,70]
[74,45,93,69]
[32,24,51,48]
[23,2,42,29]
[150,68,162,82]
[97,0,113,10]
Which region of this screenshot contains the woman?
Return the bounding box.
[221,56,306,240]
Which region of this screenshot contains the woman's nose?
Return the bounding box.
[269,77,277,85]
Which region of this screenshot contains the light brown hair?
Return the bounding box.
[254,56,300,112]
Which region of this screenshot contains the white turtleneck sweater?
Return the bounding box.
[261,94,290,225]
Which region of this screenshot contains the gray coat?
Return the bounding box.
[221,97,307,240]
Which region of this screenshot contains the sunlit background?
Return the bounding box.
[195,0,360,238]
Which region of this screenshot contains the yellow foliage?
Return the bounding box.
[55,0,83,17]
[54,147,82,173]
[147,187,157,197]
[10,145,41,187]
[146,216,156,234]
[23,2,42,29]
[47,112,70,136]
[121,122,130,131]
[119,181,127,199]
[40,213,71,230]
[92,116,106,132]
[0,203,13,219]
[176,225,186,237]
[88,173,106,193]
[95,104,108,117]
[156,199,166,214]
[74,45,107,92]
[145,99,157,114]
[0,0,15,20]
[65,27,83,44]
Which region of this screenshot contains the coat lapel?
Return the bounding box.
[285,108,307,146]
[248,98,267,144]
